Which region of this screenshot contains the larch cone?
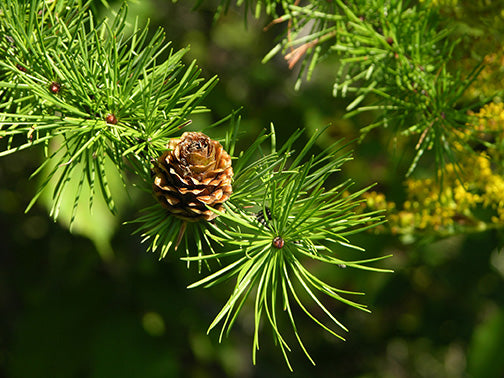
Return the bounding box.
[152,132,233,221]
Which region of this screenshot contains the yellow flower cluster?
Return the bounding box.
[364,102,504,238]
[470,102,504,140]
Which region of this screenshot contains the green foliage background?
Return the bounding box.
[1,0,503,377]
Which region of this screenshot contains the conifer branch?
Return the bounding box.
[0,0,217,221]
[1,0,391,368]
[206,0,488,176]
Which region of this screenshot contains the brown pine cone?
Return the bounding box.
[152,132,233,221]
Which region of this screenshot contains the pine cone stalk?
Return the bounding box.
[152,132,233,222]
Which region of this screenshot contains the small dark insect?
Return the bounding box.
[16,64,27,72]
[49,81,61,94]
[106,113,118,124]
[272,236,284,249]
[256,207,272,229]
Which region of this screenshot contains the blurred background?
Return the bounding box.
[1,1,503,377]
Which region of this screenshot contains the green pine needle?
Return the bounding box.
[0,0,217,221]
[180,126,391,368]
[209,0,487,177]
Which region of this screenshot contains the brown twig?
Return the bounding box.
[284,39,319,69]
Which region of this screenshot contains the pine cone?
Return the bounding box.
[152,132,233,221]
